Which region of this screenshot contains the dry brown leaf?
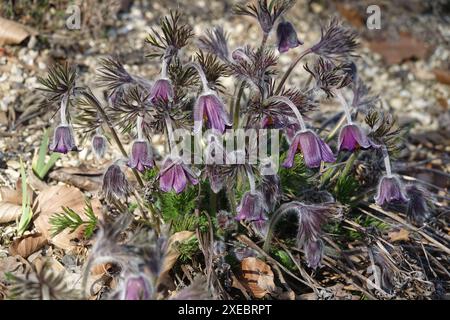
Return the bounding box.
[240,257,275,298]
[34,185,102,250]
[0,202,22,224]
[160,231,195,276]
[49,166,104,192]
[367,33,433,65]
[0,17,31,46]
[388,228,410,242]
[0,178,37,223]
[433,68,450,86]
[9,233,48,258]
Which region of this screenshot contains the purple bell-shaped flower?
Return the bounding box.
[283,130,335,168]
[127,140,154,172]
[49,124,78,154]
[276,21,303,53]
[159,157,199,194]
[375,175,409,206]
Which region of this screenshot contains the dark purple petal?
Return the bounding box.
[282,134,300,168]
[304,239,323,270]
[91,134,107,158]
[236,192,268,221]
[173,164,188,194]
[195,93,230,134]
[150,78,174,103]
[375,175,409,206]
[49,125,78,154]
[102,164,130,201]
[338,124,370,151]
[277,21,303,53]
[298,130,322,168]
[127,140,154,172]
[317,135,336,163]
[405,185,431,226]
[159,158,198,193]
[123,275,151,300]
[159,159,175,192]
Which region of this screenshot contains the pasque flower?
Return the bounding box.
[150,78,174,103]
[127,140,154,172]
[375,175,408,206]
[283,130,335,168]
[123,275,151,300]
[405,185,431,226]
[375,146,408,206]
[276,21,303,53]
[338,123,370,151]
[50,124,78,154]
[235,191,268,222]
[189,62,231,134]
[91,134,107,159]
[194,92,231,134]
[159,157,199,193]
[275,201,336,269]
[102,164,131,201]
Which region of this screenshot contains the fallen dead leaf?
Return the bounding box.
[240,257,275,298]
[160,231,195,276]
[0,178,34,224]
[388,228,410,242]
[433,68,450,86]
[34,185,102,250]
[48,165,104,192]
[336,3,364,28]
[9,233,48,258]
[0,17,31,46]
[367,33,433,65]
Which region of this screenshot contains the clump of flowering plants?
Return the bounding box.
[34,1,440,300]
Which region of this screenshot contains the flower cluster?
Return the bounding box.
[37,1,431,285]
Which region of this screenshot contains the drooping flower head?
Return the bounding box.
[235,191,268,222]
[150,78,174,103]
[276,201,337,269]
[127,140,154,172]
[159,157,199,194]
[49,124,78,154]
[91,134,107,159]
[405,185,431,226]
[193,92,231,134]
[122,275,152,300]
[338,123,370,152]
[374,175,409,206]
[304,239,324,270]
[102,164,131,201]
[276,21,303,53]
[283,129,335,168]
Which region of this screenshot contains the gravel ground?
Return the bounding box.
[0,0,449,300]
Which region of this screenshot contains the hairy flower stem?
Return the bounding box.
[336,90,353,124]
[260,32,269,50]
[275,48,312,94]
[165,116,175,152]
[233,81,245,127]
[382,145,393,177]
[161,58,168,78]
[60,94,69,125]
[187,62,210,92]
[246,167,257,194]
[81,91,144,188]
[340,152,358,179]
[136,115,144,140]
[226,185,237,215]
[268,96,306,131]
[263,211,284,252]
[326,114,346,142]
